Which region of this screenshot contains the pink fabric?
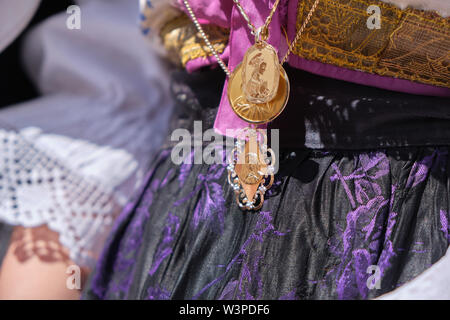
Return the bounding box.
[179,0,283,134]
[214,0,285,135]
[178,1,232,72]
[177,0,233,28]
[179,0,450,136]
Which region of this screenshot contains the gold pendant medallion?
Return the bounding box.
[183,0,321,211]
[227,42,290,125]
[226,41,285,210]
[227,128,275,211]
[242,42,280,104]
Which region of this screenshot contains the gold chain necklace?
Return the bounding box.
[183,0,320,210]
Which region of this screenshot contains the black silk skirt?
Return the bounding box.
[83,67,450,300]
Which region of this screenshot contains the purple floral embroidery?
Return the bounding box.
[406,153,433,188]
[89,146,448,300]
[194,211,288,300]
[440,210,450,242]
[149,212,180,275]
[330,152,389,209]
[327,153,398,299]
[90,201,136,298]
[175,148,227,233]
[192,178,226,230]
[147,286,171,300]
[139,147,227,297]
[106,179,160,297]
[279,289,297,300]
[161,168,175,188]
[91,150,174,299]
[406,149,447,188]
[335,196,393,299]
[374,219,397,291]
[326,149,446,299]
[179,150,195,187]
[218,280,240,300]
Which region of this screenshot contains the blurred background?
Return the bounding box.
[0,1,74,108]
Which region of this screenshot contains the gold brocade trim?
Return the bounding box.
[294,0,450,88]
[160,15,229,67]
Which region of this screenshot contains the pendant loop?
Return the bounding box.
[255,26,269,43]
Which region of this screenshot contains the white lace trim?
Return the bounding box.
[0,128,137,267]
[20,127,138,194]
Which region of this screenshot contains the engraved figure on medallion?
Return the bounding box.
[241,152,263,184]
[246,53,270,100]
[242,44,279,104]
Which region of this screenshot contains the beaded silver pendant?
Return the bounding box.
[227,127,275,211]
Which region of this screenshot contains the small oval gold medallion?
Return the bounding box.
[241,42,280,104]
[235,135,266,186]
[228,61,290,125]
